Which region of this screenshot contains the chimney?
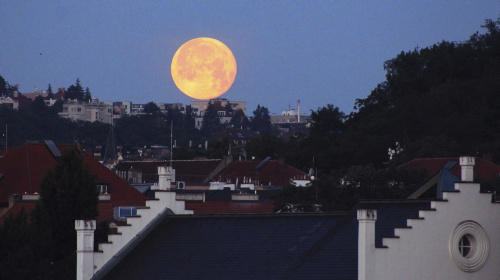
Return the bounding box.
[297,100,301,123]
[358,209,377,280]
[158,166,175,190]
[76,220,96,280]
[459,156,475,182]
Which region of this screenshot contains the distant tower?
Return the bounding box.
[297,100,301,123]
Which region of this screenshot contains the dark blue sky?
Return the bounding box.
[0,1,498,115]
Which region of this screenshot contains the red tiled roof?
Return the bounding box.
[218,160,307,186]
[185,201,275,214]
[0,203,36,225]
[115,159,222,183]
[22,92,46,100]
[0,143,146,223]
[398,157,500,180]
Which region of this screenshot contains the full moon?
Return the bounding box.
[171,38,237,100]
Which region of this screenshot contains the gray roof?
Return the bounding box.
[98,200,431,280]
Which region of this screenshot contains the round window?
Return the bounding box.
[449,221,489,272]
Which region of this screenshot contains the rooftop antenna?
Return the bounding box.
[170,120,173,166]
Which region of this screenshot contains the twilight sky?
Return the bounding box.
[0,1,498,115]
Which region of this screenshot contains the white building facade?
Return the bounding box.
[59,100,113,124]
[358,156,500,279]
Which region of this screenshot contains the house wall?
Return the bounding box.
[59,101,113,124]
[367,182,500,279]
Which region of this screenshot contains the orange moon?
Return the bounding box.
[171,38,237,100]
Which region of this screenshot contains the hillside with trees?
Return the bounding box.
[275,18,500,212]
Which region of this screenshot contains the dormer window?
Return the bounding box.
[97,185,108,194]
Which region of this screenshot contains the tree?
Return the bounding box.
[201,102,220,136]
[84,87,92,102]
[30,95,48,114]
[0,208,35,280]
[309,104,346,139]
[47,84,54,99]
[183,105,195,129]
[0,75,9,97]
[250,104,271,134]
[229,108,249,128]
[65,78,85,100]
[245,134,285,160]
[144,102,160,115]
[30,148,99,279]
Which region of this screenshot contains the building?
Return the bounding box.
[59,99,113,124]
[114,158,230,184]
[399,156,500,199]
[76,156,500,279]
[270,100,311,124]
[191,98,246,116]
[112,101,132,115]
[0,141,147,224]
[0,88,32,109]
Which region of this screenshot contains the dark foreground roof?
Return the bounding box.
[99,213,357,280]
[97,200,431,280]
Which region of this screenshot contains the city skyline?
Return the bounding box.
[0,1,498,115]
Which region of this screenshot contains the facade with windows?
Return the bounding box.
[59,100,113,124]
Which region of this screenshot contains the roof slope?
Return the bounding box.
[0,143,146,223]
[219,160,307,186]
[399,157,500,180]
[115,159,222,183]
[98,200,431,280]
[99,214,358,280]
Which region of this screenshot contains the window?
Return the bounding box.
[77,107,81,112]
[458,235,472,257]
[118,207,137,217]
[120,207,137,217]
[449,221,489,272]
[97,185,108,194]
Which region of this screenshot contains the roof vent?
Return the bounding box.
[44,140,61,157]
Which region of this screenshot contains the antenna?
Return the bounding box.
[170,120,173,167]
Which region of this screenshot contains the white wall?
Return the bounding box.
[366,182,500,279]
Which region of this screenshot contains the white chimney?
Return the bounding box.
[76,220,96,280]
[158,166,175,190]
[358,209,377,280]
[459,156,475,182]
